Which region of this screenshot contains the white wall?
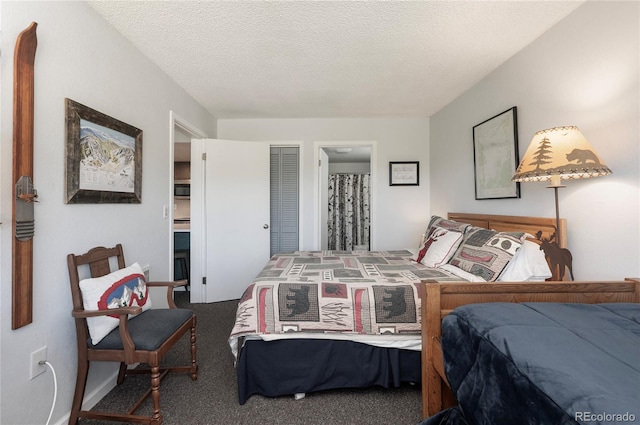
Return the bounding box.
[218,118,430,250]
[430,1,639,280]
[0,2,215,424]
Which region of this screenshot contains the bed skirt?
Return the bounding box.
[237,338,421,404]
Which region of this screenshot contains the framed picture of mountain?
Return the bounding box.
[472,106,520,200]
[65,99,142,203]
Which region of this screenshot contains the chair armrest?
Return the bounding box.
[118,315,137,363]
[72,306,142,319]
[147,280,188,308]
[72,308,140,363]
[146,279,188,288]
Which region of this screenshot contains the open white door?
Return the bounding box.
[191,139,270,302]
[319,149,329,250]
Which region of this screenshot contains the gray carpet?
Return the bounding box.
[88,293,423,424]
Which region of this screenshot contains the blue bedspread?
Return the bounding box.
[439,303,640,425]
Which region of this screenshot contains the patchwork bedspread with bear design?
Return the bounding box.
[229,250,467,358]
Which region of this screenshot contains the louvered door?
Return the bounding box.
[270,147,299,256]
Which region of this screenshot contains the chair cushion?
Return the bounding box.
[89,308,194,351]
[80,263,152,345]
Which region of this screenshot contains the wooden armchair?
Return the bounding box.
[67,244,197,425]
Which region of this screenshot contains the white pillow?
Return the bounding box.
[413,227,464,268]
[498,240,552,282]
[79,262,151,345]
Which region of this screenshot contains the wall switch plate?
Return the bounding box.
[30,346,47,380]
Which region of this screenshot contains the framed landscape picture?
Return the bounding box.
[65,99,143,203]
[473,107,520,200]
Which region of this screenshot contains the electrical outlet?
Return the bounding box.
[30,346,47,380]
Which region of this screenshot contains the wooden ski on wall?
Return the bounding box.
[12,22,38,329]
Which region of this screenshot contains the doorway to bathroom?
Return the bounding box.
[316,142,376,251]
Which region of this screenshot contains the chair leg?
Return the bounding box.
[69,358,89,425]
[117,362,127,385]
[150,365,162,425]
[190,316,198,380]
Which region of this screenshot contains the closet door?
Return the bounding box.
[270,147,299,256]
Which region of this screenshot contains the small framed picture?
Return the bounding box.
[389,161,419,186]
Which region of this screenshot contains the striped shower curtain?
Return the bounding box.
[328,173,370,251]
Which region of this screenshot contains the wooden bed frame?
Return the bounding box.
[448,212,568,280]
[420,278,640,419]
[419,212,640,419]
[447,212,566,247]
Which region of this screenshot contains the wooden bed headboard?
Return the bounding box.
[447,212,569,281]
[447,212,567,248]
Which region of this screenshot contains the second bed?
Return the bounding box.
[229,212,563,404]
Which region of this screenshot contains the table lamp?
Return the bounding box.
[512,126,611,279]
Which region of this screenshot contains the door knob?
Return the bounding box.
[263,224,269,229]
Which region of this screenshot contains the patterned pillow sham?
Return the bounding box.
[79,262,151,345]
[449,227,527,281]
[426,215,472,237]
[413,227,464,267]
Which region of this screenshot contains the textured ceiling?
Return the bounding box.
[88,1,583,119]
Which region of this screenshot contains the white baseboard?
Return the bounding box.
[52,370,118,425]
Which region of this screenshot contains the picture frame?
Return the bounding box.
[472,106,520,200]
[389,161,419,186]
[65,98,143,203]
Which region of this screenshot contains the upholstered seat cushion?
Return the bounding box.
[89,308,194,351]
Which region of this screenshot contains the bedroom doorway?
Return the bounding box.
[169,112,207,304]
[316,142,376,251]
